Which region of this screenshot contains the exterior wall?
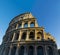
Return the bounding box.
[0,41,58,55]
[0,13,59,55]
[58,49,60,55]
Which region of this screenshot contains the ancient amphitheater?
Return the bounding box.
[0,12,59,55]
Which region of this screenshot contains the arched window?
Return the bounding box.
[21,32,26,40]
[37,46,43,55]
[1,47,5,55]
[37,32,42,40]
[14,24,16,29]
[48,38,54,42]
[9,26,12,30]
[28,46,34,55]
[18,23,21,28]
[11,46,17,55]
[18,46,25,55]
[48,38,51,41]
[5,47,10,55]
[24,23,28,28]
[14,33,19,40]
[9,34,13,41]
[30,22,35,27]
[4,36,8,42]
[29,32,34,40]
[47,46,53,55]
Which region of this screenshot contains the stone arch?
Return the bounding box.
[37,46,44,55]
[48,38,54,42]
[9,26,12,30]
[21,32,27,40]
[9,33,13,41]
[1,47,5,55]
[11,46,17,55]
[28,46,34,55]
[3,36,8,42]
[29,31,35,40]
[14,32,19,40]
[24,22,28,28]
[47,46,53,55]
[5,47,10,55]
[13,24,17,29]
[30,22,35,27]
[48,38,52,41]
[18,46,25,55]
[18,23,22,28]
[37,32,42,40]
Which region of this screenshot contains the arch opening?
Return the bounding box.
[30,22,35,27]
[28,46,34,55]
[24,23,28,28]
[5,47,10,55]
[37,46,44,55]
[18,23,21,28]
[21,32,26,40]
[37,32,42,40]
[47,46,53,55]
[29,32,35,40]
[18,46,25,55]
[14,32,19,40]
[11,46,17,55]
[9,34,13,41]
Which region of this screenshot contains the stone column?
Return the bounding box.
[34,46,37,55]
[4,47,8,55]
[0,47,5,55]
[35,20,38,27]
[44,46,48,55]
[8,45,12,55]
[35,29,37,40]
[3,47,9,55]
[16,24,18,29]
[18,30,22,41]
[42,29,44,40]
[3,47,6,55]
[40,45,46,55]
[12,32,16,41]
[24,46,27,55]
[7,33,10,41]
[22,22,24,28]
[28,22,30,27]
[15,44,20,55]
[26,45,28,55]
[53,47,59,55]
[26,30,29,41]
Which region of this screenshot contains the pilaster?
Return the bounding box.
[26,30,29,40]
[18,30,22,41]
[35,29,37,40]
[22,22,24,28]
[24,46,27,55]
[35,20,38,27]
[28,22,30,27]
[34,46,37,55]
[12,32,16,41]
[16,24,18,29]
[44,46,48,55]
[0,47,5,55]
[15,44,20,55]
[8,45,13,55]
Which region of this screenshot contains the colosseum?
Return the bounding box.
[0,12,59,55]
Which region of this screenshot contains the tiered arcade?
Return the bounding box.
[0,12,59,55]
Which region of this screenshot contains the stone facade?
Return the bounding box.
[58,49,60,55]
[0,12,59,55]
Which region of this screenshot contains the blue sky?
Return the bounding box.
[0,0,60,48]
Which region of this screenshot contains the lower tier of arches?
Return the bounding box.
[0,44,59,55]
